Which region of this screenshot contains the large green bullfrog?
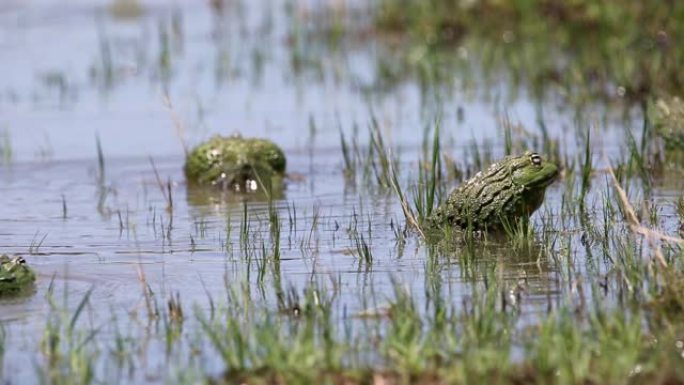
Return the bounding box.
[653,97,684,150]
[430,151,558,231]
[184,135,286,192]
[0,255,36,297]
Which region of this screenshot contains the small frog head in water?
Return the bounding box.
[184,135,286,192]
[0,255,36,297]
[431,151,559,231]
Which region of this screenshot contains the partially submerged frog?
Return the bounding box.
[653,97,684,150]
[430,151,559,231]
[0,255,36,297]
[184,135,286,192]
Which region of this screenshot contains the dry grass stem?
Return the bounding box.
[162,93,188,156]
[388,158,425,239]
[608,166,682,268]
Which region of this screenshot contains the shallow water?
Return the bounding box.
[1,0,680,383]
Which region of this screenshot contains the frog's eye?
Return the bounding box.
[530,153,542,166]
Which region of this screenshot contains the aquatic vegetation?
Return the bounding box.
[373,0,684,102]
[198,269,684,385]
[4,1,684,385]
[184,135,287,193]
[39,287,96,385]
[652,97,684,150]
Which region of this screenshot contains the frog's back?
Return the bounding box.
[430,152,558,231]
[184,135,286,190]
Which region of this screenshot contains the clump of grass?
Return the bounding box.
[624,123,652,194]
[39,285,97,385]
[196,260,684,385]
[339,127,356,181]
[28,231,48,255]
[368,116,396,189]
[526,308,647,385]
[373,0,684,101]
[199,282,344,385]
[338,116,429,237]
[647,269,684,326]
[352,231,372,267]
[501,216,537,252]
[411,120,442,222]
[364,116,446,238]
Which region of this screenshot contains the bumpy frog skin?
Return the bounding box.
[184,135,286,192]
[653,97,684,150]
[430,151,559,231]
[0,255,36,297]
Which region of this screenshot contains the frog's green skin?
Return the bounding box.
[430,151,558,231]
[0,255,36,297]
[184,135,286,192]
[653,97,684,150]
